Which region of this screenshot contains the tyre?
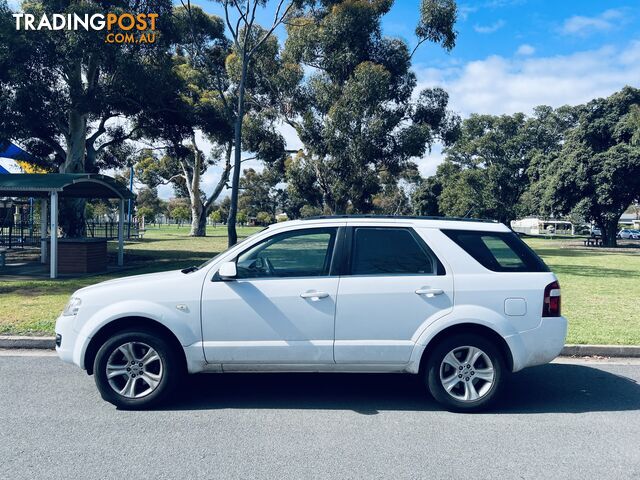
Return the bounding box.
[94,329,182,409]
[425,333,506,412]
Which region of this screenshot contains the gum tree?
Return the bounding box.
[281,0,460,214]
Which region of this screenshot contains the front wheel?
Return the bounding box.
[94,329,182,409]
[425,333,506,412]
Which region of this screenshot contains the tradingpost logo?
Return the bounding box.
[12,12,159,44]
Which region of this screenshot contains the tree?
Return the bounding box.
[539,87,640,246]
[136,187,163,223]
[214,0,297,246]
[255,211,273,225]
[137,3,290,239]
[412,175,443,216]
[436,107,571,224]
[236,210,248,225]
[168,198,191,226]
[210,209,223,225]
[134,6,233,237]
[281,0,460,214]
[238,167,280,217]
[0,0,175,235]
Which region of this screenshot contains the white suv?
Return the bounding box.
[55,216,567,411]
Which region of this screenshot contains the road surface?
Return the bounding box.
[1,351,639,479]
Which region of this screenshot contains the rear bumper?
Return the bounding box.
[507,316,568,372]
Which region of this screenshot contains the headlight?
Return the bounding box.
[62,297,82,316]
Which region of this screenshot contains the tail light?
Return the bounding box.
[542,281,561,317]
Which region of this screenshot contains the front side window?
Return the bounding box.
[350,227,436,275]
[442,229,549,272]
[236,228,337,279]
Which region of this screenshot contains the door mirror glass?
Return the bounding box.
[218,261,237,279]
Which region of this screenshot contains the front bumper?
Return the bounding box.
[54,313,83,368]
[507,316,568,372]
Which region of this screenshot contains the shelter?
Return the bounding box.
[0,174,135,278]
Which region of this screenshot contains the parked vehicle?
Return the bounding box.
[590,226,602,237]
[55,216,567,412]
[618,229,640,239]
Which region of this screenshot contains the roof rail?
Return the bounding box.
[301,215,498,223]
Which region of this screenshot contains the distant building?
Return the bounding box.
[619,213,640,229]
[511,217,573,235]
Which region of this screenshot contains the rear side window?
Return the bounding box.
[442,229,549,272]
[350,228,437,275]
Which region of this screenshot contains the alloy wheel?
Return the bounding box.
[439,345,495,402]
[106,342,163,399]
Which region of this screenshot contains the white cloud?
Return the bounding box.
[473,20,505,34]
[414,41,640,117]
[560,9,624,36]
[516,44,535,56]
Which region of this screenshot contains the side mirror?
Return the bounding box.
[218,261,237,280]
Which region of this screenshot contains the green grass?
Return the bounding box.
[0,227,638,345]
[524,237,640,345]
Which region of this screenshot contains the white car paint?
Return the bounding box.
[55,217,567,377]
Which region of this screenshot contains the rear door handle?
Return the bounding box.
[300,291,329,300]
[415,288,444,297]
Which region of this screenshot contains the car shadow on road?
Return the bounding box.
[162,363,640,415]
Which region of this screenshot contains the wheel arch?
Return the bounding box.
[83,316,187,376]
[418,323,514,374]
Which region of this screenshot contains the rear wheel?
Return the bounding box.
[94,329,182,409]
[425,333,506,412]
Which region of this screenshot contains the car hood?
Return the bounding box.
[76,269,188,296]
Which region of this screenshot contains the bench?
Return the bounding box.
[583,238,602,247]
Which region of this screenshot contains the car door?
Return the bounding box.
[334,226,453,365]
[201,226,343,366]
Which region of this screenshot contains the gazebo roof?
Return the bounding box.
[0,173,134,200]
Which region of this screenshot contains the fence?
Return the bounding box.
[0,221,141,249]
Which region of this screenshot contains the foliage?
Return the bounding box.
[255,211,273,225]
[536,87,640,246]
[281,0,460,214]
[434,107,572,224]
[0,0,176,235]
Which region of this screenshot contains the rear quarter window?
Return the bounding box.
[442,229,549,273]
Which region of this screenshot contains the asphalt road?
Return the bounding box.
[1,352,639,480]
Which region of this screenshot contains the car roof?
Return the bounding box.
[268,215,510,232]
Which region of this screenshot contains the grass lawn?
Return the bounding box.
[524,237,640,345]
[0,227,638,345]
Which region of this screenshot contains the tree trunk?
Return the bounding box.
[60,108,88,237]
[189,198,205,236]
[227,59,248,247]
[600,219,619,247]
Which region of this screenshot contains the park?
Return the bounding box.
[1,0,640,478]
[1,224,638,346]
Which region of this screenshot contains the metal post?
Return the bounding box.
[118,199,124,266]
[40,198,47,264]
[127,165,133,239]
[50,191,58,279]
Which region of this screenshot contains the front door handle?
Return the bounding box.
[300,290,329,300]
[415,288,444,297]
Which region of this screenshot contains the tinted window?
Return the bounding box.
[236,228,337,278]
[351,228,435,275]
[443,229,549,272]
